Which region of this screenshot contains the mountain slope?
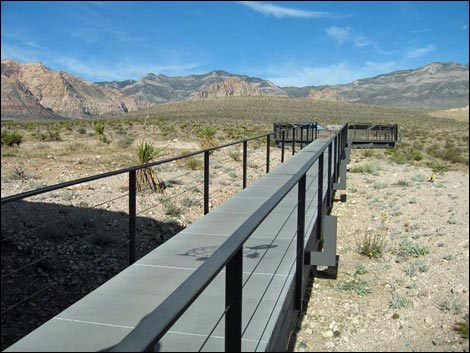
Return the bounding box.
[97,70,287,104]
[290,62,469,109]
[1,75,64,121]
[1,59,138,118]
[1,59,468,120]
[191,77,262,98]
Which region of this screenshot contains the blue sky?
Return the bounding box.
[1,1,468,86]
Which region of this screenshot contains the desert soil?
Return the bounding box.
[294,149,469,352]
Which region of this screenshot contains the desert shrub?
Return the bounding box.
[185,157,203,170]
[229,149,241,161]
[396,239,429,258]
[425,160,449,173]
[1,130,23,147]
[350,161,381,175]
[115,135,134,148]
[438,295,463,314]
[163,200,182,217]
[390,292,413,309]
[335,279,372,296]
[8,165,32,180]
[358,233,388,258]
[35,129,61,141]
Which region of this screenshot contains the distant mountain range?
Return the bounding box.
[1,59,468,121]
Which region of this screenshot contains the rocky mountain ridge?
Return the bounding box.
[1,59,468,121]
[299,62,469,109]
[1,59,137,119]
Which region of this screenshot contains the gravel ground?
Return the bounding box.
[294,150,469,352]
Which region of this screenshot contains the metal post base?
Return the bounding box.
[308,215,338,279]
[333,144,351,191]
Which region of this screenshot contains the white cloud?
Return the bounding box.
[325,26,351,44]
[406,44,436,58]
[462,24,468,31]
[325,26,377,50]
[238,1,336,19]
[264,61,399,87]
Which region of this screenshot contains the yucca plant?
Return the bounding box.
[198,126,217,151]
[136,141,166,192]
[94,122,105,136]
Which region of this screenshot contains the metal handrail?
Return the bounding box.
[110,124,348,352]
[1,126,315,205]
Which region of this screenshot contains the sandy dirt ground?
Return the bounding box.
[294,150,469,352]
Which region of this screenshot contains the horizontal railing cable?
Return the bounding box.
[1,127,298,205]
[136,183,203,216]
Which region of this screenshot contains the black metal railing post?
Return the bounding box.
[292,127,296,155]
[128,170,136,265]
[334,136,338,182]
[317,152,324,243]
[295,174,306,311]
[300,126,304,149]
[243,141,247,189]
[327,143,332,208]
[281,130,285,163]
[315,123,318,140]
[339,130,343,159]
[266,135,270,174]
[204,151,209,215]
[225,248,243,352]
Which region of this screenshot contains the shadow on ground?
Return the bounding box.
[1,200,184,350]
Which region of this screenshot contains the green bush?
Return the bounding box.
[1,130,23,147]
[35,129,61,141]
[94,122,105,135]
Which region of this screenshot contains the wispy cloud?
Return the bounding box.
[462,24,468,31]
[326,26,375,48]
[406,44,436,58]
[238,1,340,19]
[325,26,351,44]
[325,26,392,55]
[263,60,399,87]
